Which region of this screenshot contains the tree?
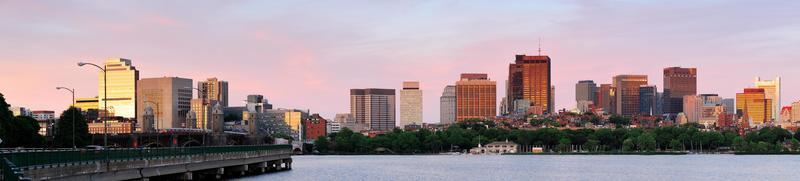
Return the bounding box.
[732,137,746,151]
[556,138,571,153]
[54,107,90,148]
[608,115,631,127]
[0,93,12,146]
[314,136,330,153]
[584,139,600,152]
[7,116,44,147]
[224,113,241,122]
[791,139,800,152]
[669,139,683,151]
[622,138,635,152]
[636,133,657,152]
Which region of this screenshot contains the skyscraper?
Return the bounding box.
[99,58,139,118]
[736,88,772,126]
[662,67,697,115]
[613,75,648,116]
[456,73,496,121]
[136,77,193,130]
[400,81,423,128]
[198,78,229,107]
[350,88,396,131]
[638,85,657,115]
[598,84,615,114]
[575,81,597,113]
[439,85,456,125]
[508,54,552,114]
[754,77,781,122]
[792,101,800,123]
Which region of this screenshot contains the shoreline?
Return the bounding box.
[300,151,800,156]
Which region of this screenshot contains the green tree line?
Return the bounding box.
[315,119,800,154]
[0,92,89,148]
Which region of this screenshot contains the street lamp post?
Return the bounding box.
[56,87,76,149]
[78,62,107,148]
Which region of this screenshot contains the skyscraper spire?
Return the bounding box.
[538,37,542,56]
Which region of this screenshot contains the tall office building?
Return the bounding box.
[598,84,615,114]
[736,88,772,126]
[198,78,229,107]
[508,54,552,114]
[456,73,496,121]
[136,77,193,129]
[575,80,597,102]
[190,99,217,129]
[639,85,658,115]
[754,77,781,122]
[399,81,423,127]
[350,88,396,131]
[613,75,648,116]
[662,67,697,115]
[98,58,139,118]
[440,85,456,125]
[683,94,721,126]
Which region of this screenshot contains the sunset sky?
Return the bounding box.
[1,1,798,122]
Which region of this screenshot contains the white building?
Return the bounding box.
[470,141,519,154]
[755,77,781,123]
[399,81,423,128]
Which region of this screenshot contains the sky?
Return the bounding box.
[1,1,799,123]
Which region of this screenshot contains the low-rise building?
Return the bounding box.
[469,140,519,154]
[302,114,327,142]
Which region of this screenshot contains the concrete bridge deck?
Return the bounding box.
[0,145,292,181]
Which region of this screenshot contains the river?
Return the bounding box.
[239,155,800,180]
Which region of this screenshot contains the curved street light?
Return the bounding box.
[78,61,108,148]
[56,87,76,149]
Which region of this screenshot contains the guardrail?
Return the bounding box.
[0,144,291,180]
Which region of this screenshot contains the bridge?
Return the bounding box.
[0,145,292,181]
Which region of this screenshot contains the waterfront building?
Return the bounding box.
[303,114,328,142]
[98,58,139,118]
[780,106,792,126]
[662,67,697,115]
[88,121,134,134]
[74,97,98,111]
[598,84,615,114]
[31,110,55,136]
[639,85,658,115]
[399,81,423,128]
[284,109,308,132]
[721,98,735,115]
[31,110,55,121]
[613,75,648,116]
[190,99,217,129]
[198,77,229,107]
[327,121,341,135]
[350,89,396,131]
[469,140,519,154]
[736,88,772,126]
[455,73,496,121]
[793,101,800,123]
[9,106,30,117]
[754,77,781,122]
[334,113,366,132]
[440,85,456,125]
[683,94,721,127]
[136,77,193,130]
[576,80,598,113]
[508,54,552,114]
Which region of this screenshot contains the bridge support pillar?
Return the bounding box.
[215,168,224,179]
[182,172,193,180]
[229,165,248,176]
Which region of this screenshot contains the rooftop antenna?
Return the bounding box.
[538,37,542,56]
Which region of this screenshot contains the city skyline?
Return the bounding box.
[1,1,799,123]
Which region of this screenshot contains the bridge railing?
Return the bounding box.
[0,144,291,169]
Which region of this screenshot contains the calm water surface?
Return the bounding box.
[239,155,800,181]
